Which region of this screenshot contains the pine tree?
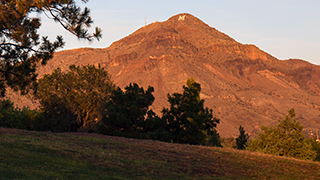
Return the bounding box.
[207,129,222,147]
[235,125,249,150]
[161,78,220,145]
[99,83,162,139]
[0,0,101,96]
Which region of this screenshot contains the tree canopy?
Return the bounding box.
[0,0,101,96]
[235,125,249,150]
[161,78,220,145]
[36,64,113,132]
[98,83,164,138]
[247,108,316,160]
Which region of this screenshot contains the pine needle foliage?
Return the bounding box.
[0,0,101,96]
[235,125,249,150]
[98,83,164,139]
[161,78,220,145]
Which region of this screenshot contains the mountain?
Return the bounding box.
[6,13,320,137]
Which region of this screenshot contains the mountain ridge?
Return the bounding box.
[5,13,320,137]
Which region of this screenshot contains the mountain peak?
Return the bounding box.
[11,13,320,137]
[108,13,274,64]
[165,13,236,43]
[167,13,200,23]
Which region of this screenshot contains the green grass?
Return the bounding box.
[1,128,320,179]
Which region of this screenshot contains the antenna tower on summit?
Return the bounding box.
[145,16,147,26]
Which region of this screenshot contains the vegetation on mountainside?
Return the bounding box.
[0,0,101,96]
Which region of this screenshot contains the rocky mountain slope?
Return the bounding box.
[7,13,320,137]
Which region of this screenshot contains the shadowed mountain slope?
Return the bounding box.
[7,13,320,137]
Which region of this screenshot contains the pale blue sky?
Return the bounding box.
[39,0,320,65]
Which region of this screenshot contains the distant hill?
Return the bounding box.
[6,13,320,137]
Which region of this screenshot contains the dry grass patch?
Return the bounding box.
[1,128,320,179]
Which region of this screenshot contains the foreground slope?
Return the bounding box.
[1,128,320,179]
[7,13,320,137]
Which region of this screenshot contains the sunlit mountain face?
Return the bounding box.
[7,13,320,137]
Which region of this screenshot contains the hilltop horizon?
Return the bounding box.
[40,1,320,65]
[56,12,320,66]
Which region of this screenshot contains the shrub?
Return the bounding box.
[305,138,320,161]
[0,99,41,130]
[247,108,316,160]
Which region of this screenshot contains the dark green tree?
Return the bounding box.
[235,125,249,150]
[36,65,113,132]
[161,78,220,145]
[0,98,41,130]
[0,99,24,129]
[247,108,316,160]
[0,0,101,96]
[98,83,164,139]
[206,129,222,147]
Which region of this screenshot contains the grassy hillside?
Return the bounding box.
[0,128,320,179]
